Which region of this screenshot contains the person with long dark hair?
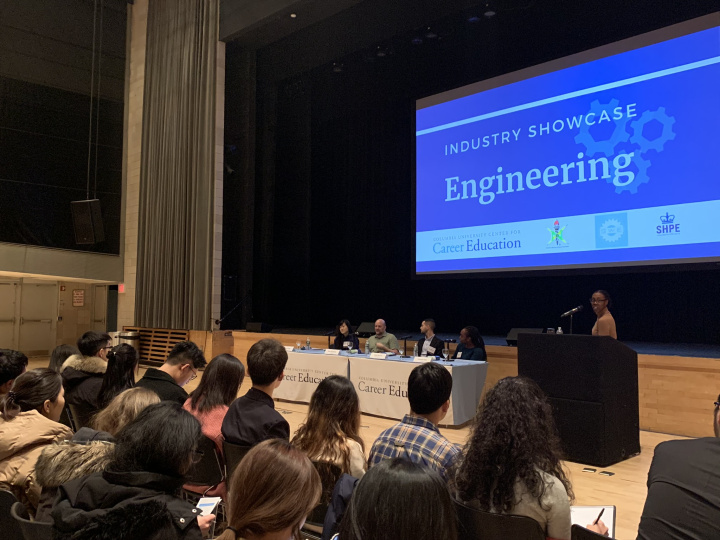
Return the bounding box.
[97,343,139,408]
[336,458,457,540]
[292,375,366,478]
[452,326,486,361]
[455,377,607,539]
[48,344,80,373]
[591,290,617,339]
[333,320,359,351]
[52,402,215,539]
[217,439,321,540]
[0,368,72,514]
[183,353,245,496]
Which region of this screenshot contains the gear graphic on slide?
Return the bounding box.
[599,219,624,243]
[629,107,676,154]
[574,98,630,157]
[614,153,651,195]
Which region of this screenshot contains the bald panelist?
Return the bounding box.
[367,319,400,354]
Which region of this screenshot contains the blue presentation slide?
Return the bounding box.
[415,22,720,274]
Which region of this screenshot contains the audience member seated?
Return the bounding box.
[335,458,457,540]
[51,401,215,539]
[48,344,80,373]
[183,353,245,497]
[635,392,720,540]
[333,319,360,351]
[0,348,28,394]
[222,339,290,446]
[0,368,72,515]
[34,387,161,522]
[367,319,399,354]
[217,439,321,540]
[369,362,460,483]
[452,326,486,361]
[455,376,607,539]
[292,375,366,478]
[61,331,112,424]
[416,318,444,357]
[97,343,139,408]
[136,341,206,404]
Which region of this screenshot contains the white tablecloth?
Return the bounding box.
[275,350,487,425]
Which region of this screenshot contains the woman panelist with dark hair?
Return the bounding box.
[452,326,486,361]
[333,319,359,351]
[591,290,617,339]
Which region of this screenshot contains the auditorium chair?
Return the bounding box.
[454,499,545,540]
[185,435,225,488]
[571,524,608,539]
[11,501,52,540]
[66,403,94,431]
[300,461,344,540]
[0,490,23,540]
[222,440,252,481]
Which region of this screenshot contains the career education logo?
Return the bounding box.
[546,220,569,249]
[656,212,680,235]
[595,213,628,248]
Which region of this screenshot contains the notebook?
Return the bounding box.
[571,505,616,538]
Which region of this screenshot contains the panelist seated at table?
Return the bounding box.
[333,319,360,351]
[452,326,487,361]
[416,319,445,357]
[367,319,400,354]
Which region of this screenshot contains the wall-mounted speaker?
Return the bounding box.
[71,199,105,244]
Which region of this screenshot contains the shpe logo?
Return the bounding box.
[657,212,680,235]
[546,220,569,249]
[595,213,628,248]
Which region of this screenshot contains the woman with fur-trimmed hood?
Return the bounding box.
[61,331,112,427]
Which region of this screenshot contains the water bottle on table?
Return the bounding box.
[365,340,369,354]
[306,337,311,350]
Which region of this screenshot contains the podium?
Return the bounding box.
[518,334,640,467]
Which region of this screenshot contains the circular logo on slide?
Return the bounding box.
[599,219,624,242]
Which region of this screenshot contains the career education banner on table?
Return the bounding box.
[274,351,349,403]
[415,25,720,272]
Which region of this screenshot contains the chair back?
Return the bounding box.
[0,490,24,540]
[305,461,344,528]
[10,501,53,540]
[67,403,95,430]
[571,524,608,539]
[454,499,545,540]
[222,440,252,481]
[186,435,224,487]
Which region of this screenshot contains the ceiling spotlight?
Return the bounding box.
[332,62,344,73]
[424,26,438,39]
[411,36,423,45]
[484,3,496,18]
[467,15,481,23]
[376,46,387,57]
[290,13,297,18]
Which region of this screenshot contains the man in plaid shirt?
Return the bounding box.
[368,362,461,483]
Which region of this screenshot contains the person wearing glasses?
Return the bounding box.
[136,341,206,405]
[636,394,720,539]
[60,331,112,426]
[590,290,617,339]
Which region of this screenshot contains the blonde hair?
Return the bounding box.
[217,439,321,540]
[92,387,160,436]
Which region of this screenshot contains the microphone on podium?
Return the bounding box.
[560,305,584,318]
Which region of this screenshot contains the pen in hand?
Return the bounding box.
[593,507,605,525]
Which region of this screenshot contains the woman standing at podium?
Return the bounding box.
[591,290,617,339]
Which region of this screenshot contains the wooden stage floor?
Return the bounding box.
[30,357,686,540]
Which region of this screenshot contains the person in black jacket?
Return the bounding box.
[416,319,445,357]
[136,341,206,404]
[60,331,112,427]
[51,401,215,540]
[333,319,360,351]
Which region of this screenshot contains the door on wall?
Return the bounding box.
[0,282,19,349]
[92,285,107,332]
[18,282,58,355]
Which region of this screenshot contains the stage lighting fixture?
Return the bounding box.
[290,13,297,18]
[332,62,344,73]
[411,36,423,45]
[484,3,496,17]
[424,26,438,39]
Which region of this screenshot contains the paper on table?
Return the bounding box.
[571,505,616,538]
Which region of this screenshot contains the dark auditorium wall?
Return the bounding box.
[0,0,126,254]
[222,0,720,344]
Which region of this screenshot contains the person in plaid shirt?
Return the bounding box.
[368,362,460,483]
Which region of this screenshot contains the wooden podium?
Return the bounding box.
[518,334,640,467]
